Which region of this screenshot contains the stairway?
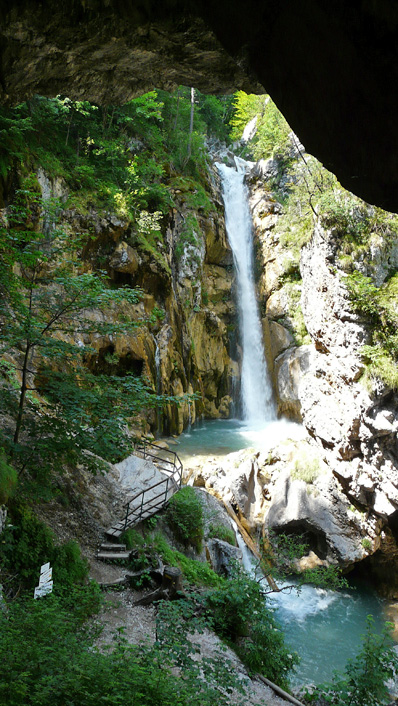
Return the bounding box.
[105,438,183,540]
[97,542,131,562]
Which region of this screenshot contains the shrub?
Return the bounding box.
[0,506,90,594]
[205,564,299,688]
[291,456,320,484]
[165,487,204,552]
[361,537,372,552]
[154,534,221,587]
[0,448,17,504]
[304,617,398,706]
[208,523,236,546]
[52,540,89,587]
[0,588,243,706]
[0,506,56,588]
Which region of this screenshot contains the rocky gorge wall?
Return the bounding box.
[35,161,237,437]
[249,156,398,595]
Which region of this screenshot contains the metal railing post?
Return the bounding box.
[123,501,130,531]
[139,490,145,523]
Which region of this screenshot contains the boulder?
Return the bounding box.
[268,320,294,360]
[275,345,312,420]
[266,470,363,565]
[109,242,139,274]
[206,539,242,576]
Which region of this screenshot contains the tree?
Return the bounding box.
[0,186,169,491]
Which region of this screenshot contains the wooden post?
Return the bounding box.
[162,566,183,598]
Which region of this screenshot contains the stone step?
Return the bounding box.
[99,542,127,552]
[97,551,131,562]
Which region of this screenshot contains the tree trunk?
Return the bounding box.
[185,87,195,163]
[14,343,31,445]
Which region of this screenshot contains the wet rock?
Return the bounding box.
[206,538,242,576]
[275,345,312,420]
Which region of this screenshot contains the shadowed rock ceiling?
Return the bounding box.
[2,0,398,211]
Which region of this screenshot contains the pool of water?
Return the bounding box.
[270,578,385,686]
[173,418,393,688]
[174,417,306,460]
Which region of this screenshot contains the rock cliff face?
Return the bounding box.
[246,160,398,594]
[37,164,236,436]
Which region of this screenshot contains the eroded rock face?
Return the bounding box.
[3,2,398,210]
[244,164,398,592]
[35,159,235,436]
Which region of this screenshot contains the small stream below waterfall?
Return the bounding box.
[176,421,389,688]
[235,519,387,687]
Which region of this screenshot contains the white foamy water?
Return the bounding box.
[217,162,275,425]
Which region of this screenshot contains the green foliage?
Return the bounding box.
[154,533,221,587]
[318,192,372,244]
[174,214,201,262]
[0,104,33,177]
[304,617,398,706]
[344,270,398,390]
[208,523,236,546]
[197,93,234,142]
[301,565,349,592]
[230,92,292,161]
[0,506,89,593]
[205,564,299,687]
[268,532,348,590]
[52,540,89,587]
[229,92,266,142]
[120,527,146,551]
[0,506,55,588]
[0,191,178,488]
[0,448,18,503]
[0,589,244,706]
[165,487,204,552]
[273,532,309,564]
[361,538,372,552]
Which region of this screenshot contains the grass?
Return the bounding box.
[154,534,223,587]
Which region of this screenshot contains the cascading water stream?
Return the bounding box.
[217,162,276,426]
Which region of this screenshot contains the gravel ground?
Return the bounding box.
[93,588,296,706]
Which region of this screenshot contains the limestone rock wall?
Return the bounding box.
[37,164,236,437]
[247,162,398,594]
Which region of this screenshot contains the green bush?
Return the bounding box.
[154,534,221,587]
[0,448,17,503]
[361,538,372,552]
[0,506,56,587]
[208,523,236,546]
[0,506,89,593]
[205,564,299,688]
[165,487,204,552]
[0,589,243,706]
[291,455,320,484]
[52,540,89,587]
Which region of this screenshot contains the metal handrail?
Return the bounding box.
[119,438,183,531]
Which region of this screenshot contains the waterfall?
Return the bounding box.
[217,162,276,426]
